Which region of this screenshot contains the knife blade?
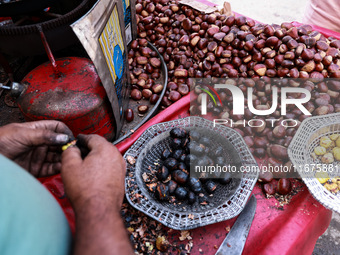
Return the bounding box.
[215,194,257,255]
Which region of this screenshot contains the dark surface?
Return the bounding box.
[0,91,24,127]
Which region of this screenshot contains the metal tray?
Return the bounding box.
[124,116,259,230]
[114,41,168,144]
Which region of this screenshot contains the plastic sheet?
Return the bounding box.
[40,94,332,254]
[38,10,340,254]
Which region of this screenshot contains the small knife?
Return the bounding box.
[215,195,257,255]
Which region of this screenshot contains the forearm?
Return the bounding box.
[73,197,134,255]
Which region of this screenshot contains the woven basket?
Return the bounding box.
[288,113,340,213]
[124,116,259,230]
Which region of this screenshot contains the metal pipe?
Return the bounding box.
[0,83,11,90]
[37,25,61,78]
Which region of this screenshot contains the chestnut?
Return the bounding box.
[188,191,196,204]
[263,183,276,195]
[150,94,160,104]
[157,166,169,181]
[138,105,149,114]
[164,158,178,171]
[170,127,187,138]
[188,177,203,193]
[172,170,188,184]
[168,180,178,195]
[125,108,134,122]
[220,172,232,184]
[169,90,181,102]
[131,89,142,100]
[175,187,188,200]
[155,183,170,201]
[205,180,217,194]
[277,179,292,195]
[172,149,184,160]
[259,171,273,183]
[152,84,164,94]
[171,138,182,149]
[178,161,187,170]
[198,194,209,204]
[161,148,172,160]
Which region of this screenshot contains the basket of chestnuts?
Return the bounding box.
[124,116,259,230]
[288,112,340,213]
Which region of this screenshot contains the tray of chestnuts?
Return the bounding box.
[288,112,340,214]
[124,116,259,230]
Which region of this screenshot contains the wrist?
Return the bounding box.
[71,194,122,215]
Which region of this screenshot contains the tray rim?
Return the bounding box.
[124,116,259,230]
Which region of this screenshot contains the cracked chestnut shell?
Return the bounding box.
[168,180,178,195]
[155,183,169,201]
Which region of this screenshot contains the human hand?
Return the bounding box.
[61,134,126,212]
[0,120,73,177]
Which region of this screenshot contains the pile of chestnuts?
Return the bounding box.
[126,39,164,123]
[134,0,340,197]
[145,127,232,205]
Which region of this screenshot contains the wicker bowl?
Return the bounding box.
[288,113,340,213]
[124,116,259,230]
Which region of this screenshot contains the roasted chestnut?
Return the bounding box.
[198,194,208,204]
[188,177,203,193]
[168,180,178,195]
[163,158,178,170]
[205,180,217,194]
[172,170,189,184]
[156,166,169,181]
[185,154,198,167]
[155,183,169,201]
[172,149,184,160]
[178,162,187,171]
[179,153,187,162]
[147,182,157,193]
[199,137,212,146]
[188,191,196,204]
[170,127,187,138]
[161,148,172,159]
[209,146,224,157]
[215,156,225,165]
[175,187,188,200]
[188,141,205,155]
[189,130,200,140]
[171,138,182,149]
[220,172,232,184]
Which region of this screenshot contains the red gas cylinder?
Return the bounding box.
[18,57,115,141]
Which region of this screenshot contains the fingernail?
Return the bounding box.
[56,134,69,143]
